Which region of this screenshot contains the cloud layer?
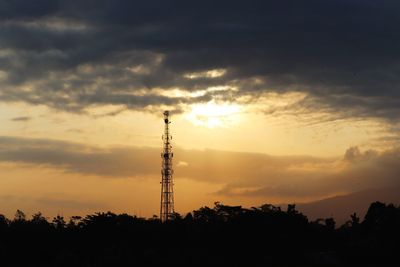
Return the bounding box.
[1,0,400,119]
[1,136,399,202]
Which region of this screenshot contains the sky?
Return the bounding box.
[1,0,400,219]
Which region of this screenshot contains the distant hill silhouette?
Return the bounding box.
[297,186,400,224]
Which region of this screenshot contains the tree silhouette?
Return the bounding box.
[14,209,26,221]
[0,201,398,266]
[52,215,66,229]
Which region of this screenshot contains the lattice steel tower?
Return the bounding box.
[160,110,174,221]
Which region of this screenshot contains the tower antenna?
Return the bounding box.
[160,110,174,221]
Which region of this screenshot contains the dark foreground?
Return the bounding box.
[0,201,399,267]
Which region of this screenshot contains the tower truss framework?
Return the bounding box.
[160,110,174,221]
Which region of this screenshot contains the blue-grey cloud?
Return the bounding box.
[0,0,400,120]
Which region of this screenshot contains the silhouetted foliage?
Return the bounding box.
[52,215,66,229]
[325,217,336,230]
[14,209,25,221]
[0,201,399,266]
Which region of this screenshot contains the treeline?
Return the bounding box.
[0,201,399,266]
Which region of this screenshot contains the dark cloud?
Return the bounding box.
[1,0,400,119]
[11,116,31,121]
[343,146,378,163]
[1,136,400,202]
[0,136,158,177]
[0,0,59,21]
[224,146,400,200]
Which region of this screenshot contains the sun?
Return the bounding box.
[186,101,242,128]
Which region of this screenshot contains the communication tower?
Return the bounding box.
[160,111,174,221]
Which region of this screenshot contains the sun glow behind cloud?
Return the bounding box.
[186,101,242,128]
[184,69,226,79]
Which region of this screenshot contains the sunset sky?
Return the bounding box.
[1,0,400,219]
